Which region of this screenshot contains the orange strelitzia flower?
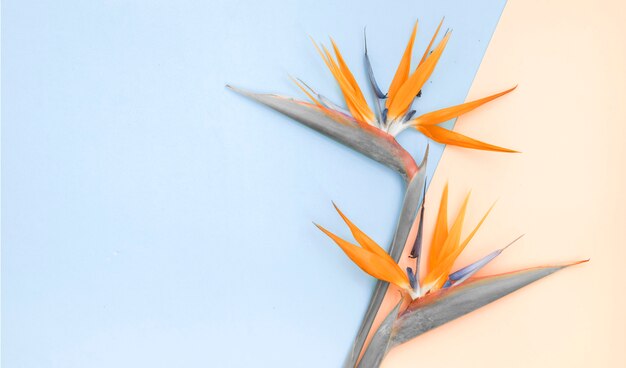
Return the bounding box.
[316,186,518,300]
[297,19,517,152]
[315,203,415,298]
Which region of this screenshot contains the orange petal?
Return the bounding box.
[457,202,495,254]
[330,42,375,123]
[418,17,445,66]
[312,39,374,124]
[435,203,492,274]
[386,21,418,108]
[311,39,362,121]
[427,183,449,273]
[416,124,518,153]
[332,203,390,260]
[424,192,470,289]
[330,39,367,102]
[436,192,470,264]
[387,31,451,119]
[428,201,495,290]
[316,224,411,290]
[322,45,365,121]
[410,86,517,126]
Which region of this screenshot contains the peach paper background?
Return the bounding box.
[381,0,626,367]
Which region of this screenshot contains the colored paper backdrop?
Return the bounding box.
[4,0,624,367]
[384,0,626,366]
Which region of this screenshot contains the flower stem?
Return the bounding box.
[345,151,427,367]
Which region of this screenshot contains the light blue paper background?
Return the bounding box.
[2,1,506,366]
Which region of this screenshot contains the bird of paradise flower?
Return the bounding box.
[228,19,516,183]
[316,185,503,301]
[295,19,516,149]
[316,185,586,366]
[228,19,585,368]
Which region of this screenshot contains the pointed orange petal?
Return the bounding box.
[456,202,495,254]
[330,39,367,100]
[322,45,365,120]
[424,192,470,289]
[428,183,449,272]
[388,31,451,119]
[328,41,375,123]
[316,224,411,289]
[418,17,445,66]
[436,192,470,263]
[332,203,390,260]
[428,200,496,291]
[416,124,518,153]
[313,40,374,124]
[411,86,517,126]
[386,21,418,108]
[311,39,363,121]
[433,203,494,285]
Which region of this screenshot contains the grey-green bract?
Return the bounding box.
[358,265,574,367]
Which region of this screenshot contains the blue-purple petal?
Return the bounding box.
[448,235,524,286]
[449,249,503,282]
[406,267,417,290]
[364,30,387,99]
[403,110,416,123]
[318,94,351,116]
[381,108,388,124]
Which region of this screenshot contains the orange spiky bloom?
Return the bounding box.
[317,187,510,300]
[420,184,495,292]
[300,19,517,152]
[315,204,415,298]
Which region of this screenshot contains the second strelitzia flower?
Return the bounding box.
[316,185,586,367]
[316,184,519,300]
